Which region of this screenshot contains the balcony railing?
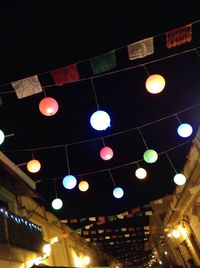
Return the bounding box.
[0,207,43,253]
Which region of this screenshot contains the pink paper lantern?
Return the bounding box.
[100,146,113,161]
[39,97,59,116]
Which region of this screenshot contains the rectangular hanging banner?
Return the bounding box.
[128,37,154,60]
[90,50,116,75]
[166,24,192,48]
[11,75,43,99]
[51,63,80,86]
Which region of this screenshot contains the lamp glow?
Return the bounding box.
[63,175,77,189]
[135,167,147,179]
[78,181,89,192]
[52,198,63,210]
[0,130,5,145]
[113,187,124,199]
[145,74,166,94]
[171,229,180,238]
[42,243,51,256]
[27,159,41,173]
[83,256,90,265]
[143,149,158,163]
[177,123,193,138]
[100,146,113,160]
[90,110,111,131]
[39,97,59,116]
[174,173,186,186]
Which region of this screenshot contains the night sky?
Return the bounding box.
[0,2,200,264]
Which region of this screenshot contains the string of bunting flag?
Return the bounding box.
[0,21,199,99]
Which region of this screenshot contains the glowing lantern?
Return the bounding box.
[63,175,77,189]
[43,243,51,256]
[174,173,186,186]
[143,149,158,163]
[113,187,124,199]
[78,181,89,192]
[100,146,113,160]
[52,198,63,210]
[27,159,41,173]
[171,229,180,238]
[83,256,90,265]
[0,129,5,145]
[90,110,111,131]
[135,167,147,179]
[39,97,59,116]
[177,123,193,138]
[145,74,165,94]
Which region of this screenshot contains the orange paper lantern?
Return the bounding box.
[39,97,59,116]
[27,159,41,173]
[145,74,165,94]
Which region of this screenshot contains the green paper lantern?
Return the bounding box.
[143,149,158,163]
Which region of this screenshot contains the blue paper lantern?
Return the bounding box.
[113,187,124,199]
[63,175,77,189]
[90,110,111,131]
[177,123,193,138]
[0,129,5,145]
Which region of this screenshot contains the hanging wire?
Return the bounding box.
[90,78,100,110]
[64,145,71,174]
[54,178,58,198]
[137,127,149,150]
[2,100,200,154]
[108,169,116,187]
[165,152,177,174]
[35,139,191,183]
[175,114,182,124]
[143,65,151,76]
[101,137,106,147]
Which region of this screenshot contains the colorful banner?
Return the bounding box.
[166,24,192,48]
[11,75,43,99]
[128,37,154,60]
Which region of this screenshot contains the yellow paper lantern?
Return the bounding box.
[27,159,41,173]
[145,74,165,94]
[78,181,89,192]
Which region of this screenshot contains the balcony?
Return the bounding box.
[0,208,43,263]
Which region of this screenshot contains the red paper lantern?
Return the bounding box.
[100,146,113,161]
[39,97,59,116]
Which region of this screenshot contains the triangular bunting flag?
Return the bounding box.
[166,24,192,49]
[128,37,154,60]
[107,215,117,222]
[51,64,80,86]
[90,50,117,75]
[11,75,43,99]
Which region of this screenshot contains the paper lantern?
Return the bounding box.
[0,129,5,145]
[145,74,165,94]
[177,123,193,138]
[52,198,63,210]
[90,110,111,131]
[78,181,89,192]
[39,97,59,116]
[143,149,158,163]
[135,167,147,179]
[83,256,90,265]
[63,175,77,189]
[27,159,41,173]
[100,146,113,160]
[113,187,124,199]
[174,173,186,186]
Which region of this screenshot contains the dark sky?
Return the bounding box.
[0,2,200,219]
